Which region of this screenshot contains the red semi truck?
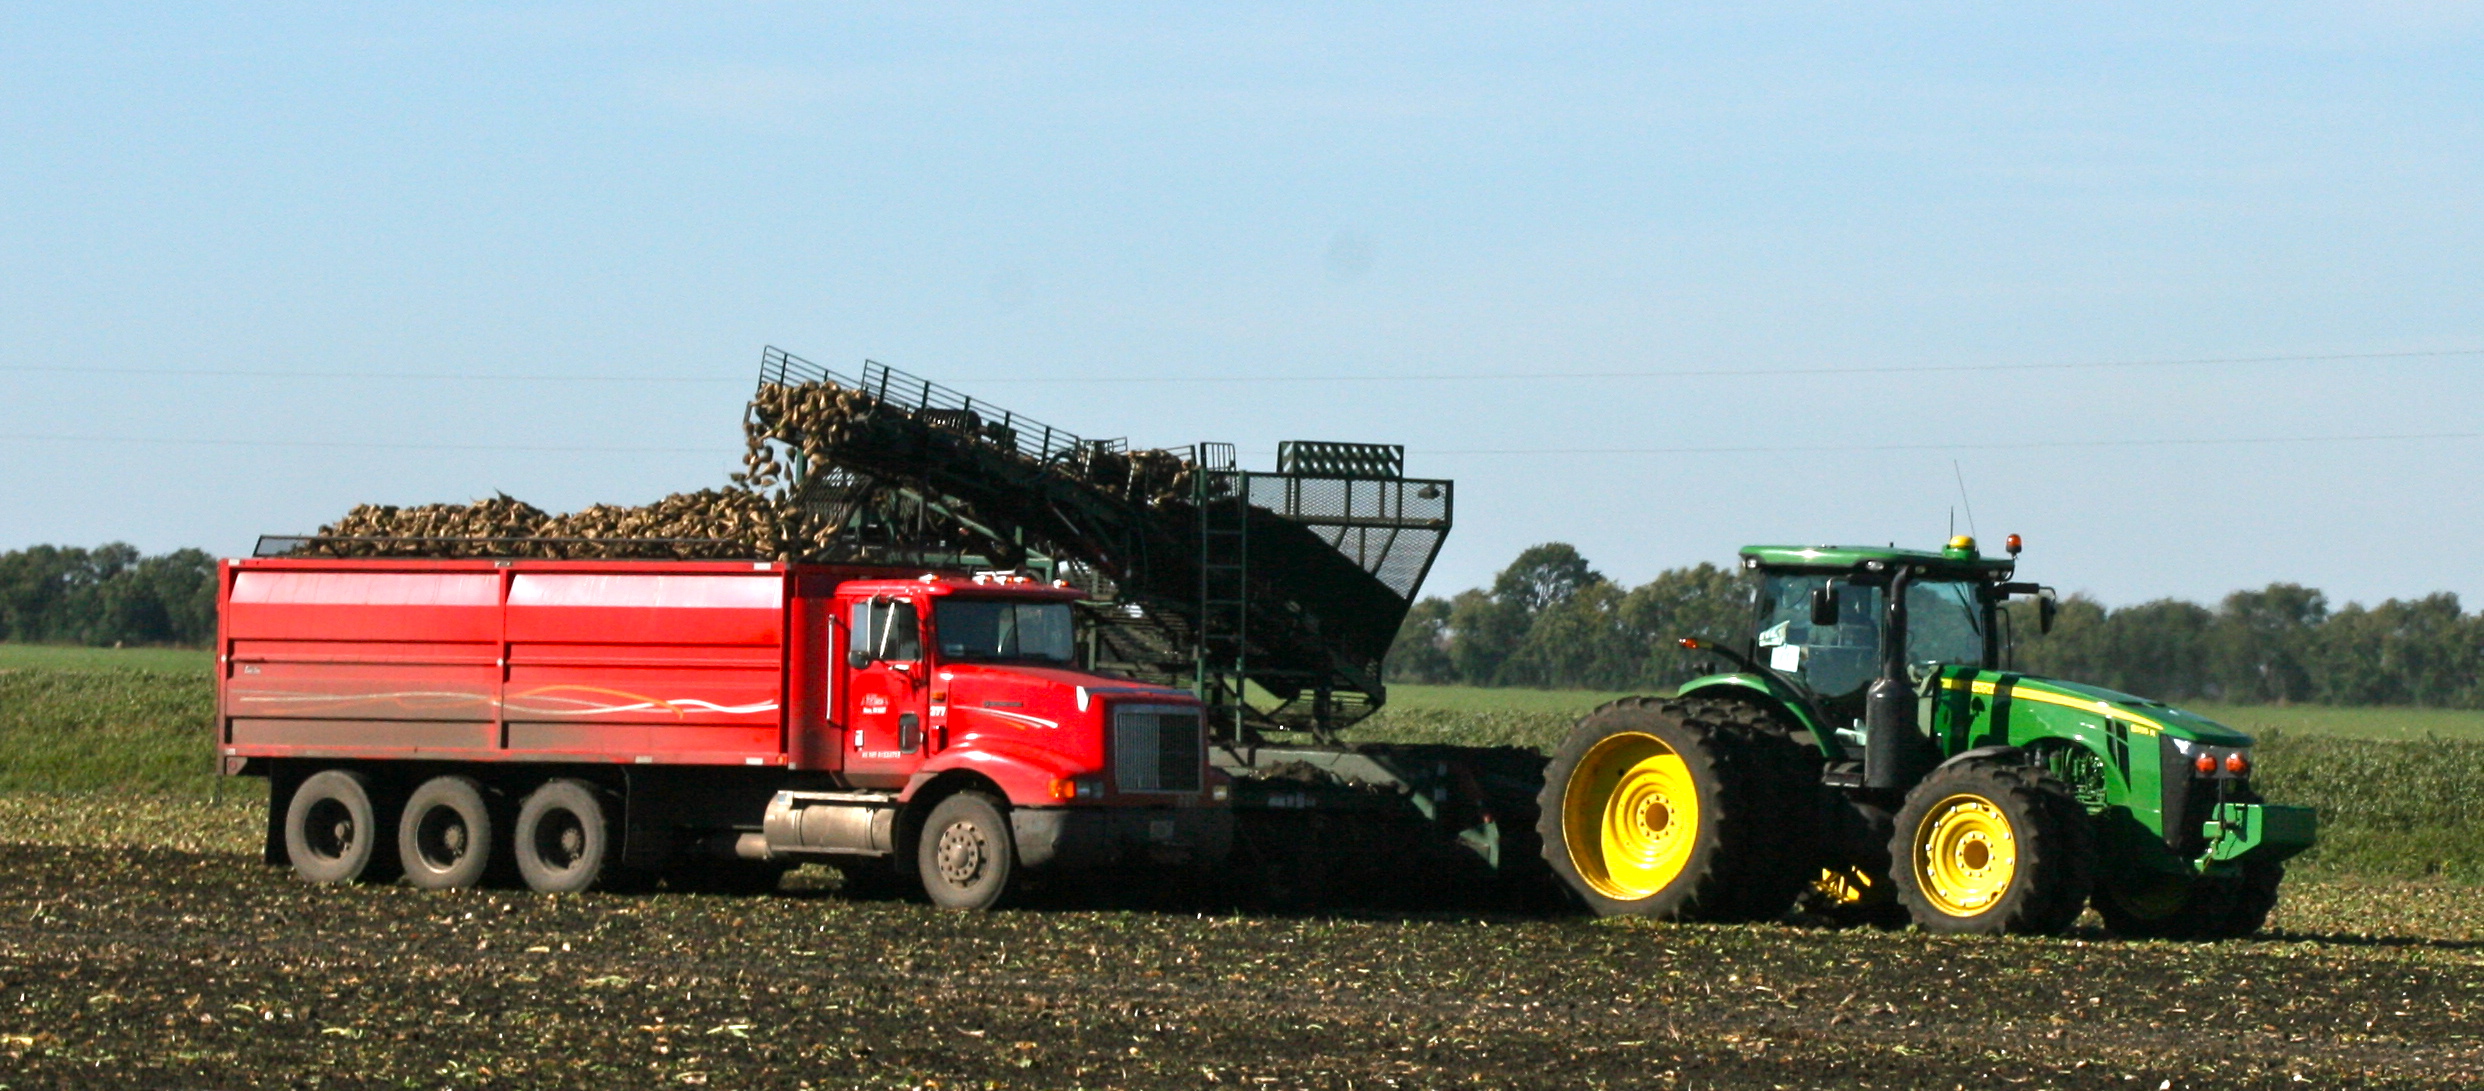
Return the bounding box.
[216,556,1232,908]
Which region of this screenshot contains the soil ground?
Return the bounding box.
[0,803,2479,1089]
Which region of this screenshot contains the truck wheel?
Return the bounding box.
[398,775,494,890]
[917,792,1015,910]
[1891,759,2094,935]
[1535,697,1814,921]
[284,769,399,885]
[514,779,616,894]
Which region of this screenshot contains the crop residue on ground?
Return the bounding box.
[0,824,2481,1087]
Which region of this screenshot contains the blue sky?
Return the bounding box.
[4,4,2481,608]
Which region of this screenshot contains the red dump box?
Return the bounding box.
[218,557,1230,908]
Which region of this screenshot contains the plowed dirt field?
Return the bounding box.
[0,803,2480,1089]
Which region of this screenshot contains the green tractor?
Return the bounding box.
[1537,536,2318,937]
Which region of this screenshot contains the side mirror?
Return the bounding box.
[1809,585,1840,628]
[848,650,873,670]
[2038,590,2058,635]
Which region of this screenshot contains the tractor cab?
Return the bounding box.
[1736,536,2046,759]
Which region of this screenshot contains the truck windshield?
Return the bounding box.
[934,599,1077,665]
[1755,575,1988,698]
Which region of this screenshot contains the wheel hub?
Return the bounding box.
[1562,732,1701,901]
[936,822,987,886]
[417,808,470,868]
[305,799,356,861]
[1915,795,2017,916]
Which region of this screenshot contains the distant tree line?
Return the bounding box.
[1388,542,2484,708]
[0,544,218,647]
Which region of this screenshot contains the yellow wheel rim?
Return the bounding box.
[1562,732,1700,901]
[1913,794,2017,917]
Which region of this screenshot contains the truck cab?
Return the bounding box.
[805,573,1232,906]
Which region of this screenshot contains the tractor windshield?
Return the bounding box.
[933,599,1078,665]
[1755,575,1990,700]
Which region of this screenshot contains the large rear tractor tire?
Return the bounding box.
[284,769,400,886]
[1891,758,2094,935]
[2095,861,2284,940]
[1536,696,1816,921]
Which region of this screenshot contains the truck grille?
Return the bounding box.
[1113,705,1203,793]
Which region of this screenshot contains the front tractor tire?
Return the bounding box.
[2094,861,2284,940]
[1891,758,2095,935]
[1536,697,1815,921]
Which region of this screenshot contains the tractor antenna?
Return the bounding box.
[1951,460,1980,540]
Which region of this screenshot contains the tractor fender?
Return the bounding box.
[1675,674,1826,737]
[1931,745,2027,774]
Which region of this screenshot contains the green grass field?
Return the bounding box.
[7,653,2484,879]
[0,642,213,673]
[1386,682,2484,741]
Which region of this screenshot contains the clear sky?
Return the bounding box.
[4,4,2480,610]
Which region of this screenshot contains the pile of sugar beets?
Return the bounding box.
[301,378,1202,560]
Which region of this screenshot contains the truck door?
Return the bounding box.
[843,595,930,784]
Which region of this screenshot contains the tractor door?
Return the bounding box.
[842,594,931,785]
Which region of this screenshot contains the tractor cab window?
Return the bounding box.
[1905,579,1987,675]
[934,599,1076,665]
[1755,574,1991,700]
[1757,575,1883,699]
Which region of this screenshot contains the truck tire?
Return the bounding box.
[284,768,399,885]
[2095,861,2284,940]
[917,792,1015,910]
[513,779,617,894]
[398,775,494,890]
[1891,758,2094,935]
[1536,696,1814,921]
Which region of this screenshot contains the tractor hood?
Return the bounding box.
[1975,673,2254,748]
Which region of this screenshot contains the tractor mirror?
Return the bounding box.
[2038,590,2058,635]
[1809,585,1840,627]
[848,649,874,670]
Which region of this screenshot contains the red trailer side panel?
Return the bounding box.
[220,559,798,768]
[502,571,785,761]
[224,569,502,753]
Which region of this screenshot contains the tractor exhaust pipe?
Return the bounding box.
[1865,566,1931,791]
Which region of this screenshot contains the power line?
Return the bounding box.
[957,347,2484,384]
[0,366,742,383]
[5,430,2482,456]
[1422,431,2484,456]
[2,346,2477,386]
[0,434,723,454]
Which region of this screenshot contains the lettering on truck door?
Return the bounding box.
[844,596,930,785]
